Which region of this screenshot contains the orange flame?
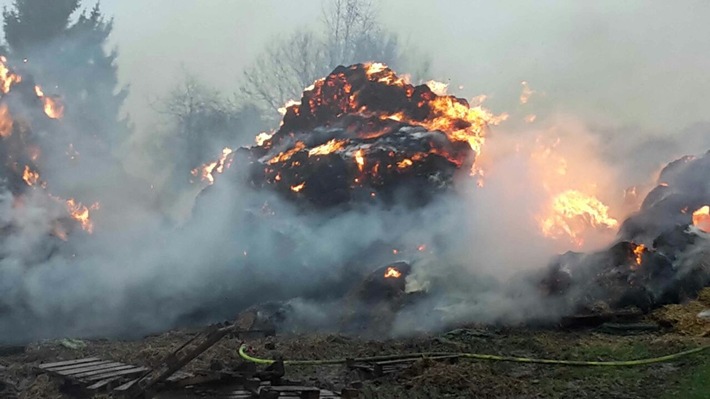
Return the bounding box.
[256,131,275,146]
[692,205,710,233]
[278,99,301,116]
[34,86,64,119]
[268,141,306,164]
[0,56,22,94]
[354,149,365,172]
[384,266,402,279]
[397,158,413,169]
[290,182,305,192]
[22,165,40,186]
[308,139,346,157]
[191,147,234,184]
[539,190,618,246]
[0,103,12,138]
[65,199,99,234]
[631,243,645,270]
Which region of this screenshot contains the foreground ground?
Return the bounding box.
[1,293,709,398]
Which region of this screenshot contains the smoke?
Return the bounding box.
[0,1,709,344]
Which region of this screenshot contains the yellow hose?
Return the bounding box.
[238,343,710,367]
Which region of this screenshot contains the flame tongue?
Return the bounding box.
[692,205,710,233]
[191,147,234,185]
[539,189,618,247]
[631,243,645,270]
[0,56,22,94]
[34,86,64,119]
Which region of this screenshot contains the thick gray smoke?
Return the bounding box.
[1,1,710,344]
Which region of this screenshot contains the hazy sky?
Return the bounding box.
[4,1,710,132]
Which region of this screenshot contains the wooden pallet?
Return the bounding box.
[38,357,149,392]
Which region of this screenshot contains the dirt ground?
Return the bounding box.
[1,293,709,399]
[0,329,707,398]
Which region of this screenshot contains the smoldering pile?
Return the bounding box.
[542,151,710,316]
[232,63,499,208]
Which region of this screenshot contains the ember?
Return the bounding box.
[631,243,645,270]
[384,266,402,279]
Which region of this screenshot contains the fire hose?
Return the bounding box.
[238,343,710,367]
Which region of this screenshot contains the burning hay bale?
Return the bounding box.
[620,150,710,243]
[234,63,502,208]
[541,149,710,318]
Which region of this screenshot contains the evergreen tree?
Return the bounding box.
[3,0,79,52]
[2,1,129,148]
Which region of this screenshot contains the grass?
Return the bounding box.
[662,354,710,399]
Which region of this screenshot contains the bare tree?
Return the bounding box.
[155,72,263,184]
[241,31,326,111]
[240,0,417,118]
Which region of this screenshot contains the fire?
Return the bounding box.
[278,99,301,116]
[290,182,305,192]
[692,205,710,233]
[0,103,12,137]
[191,147,234,185]
[268,141,306,164]
[397,158,412,169]
[248,63,507,206]
[255,131,275,146]
[0,56,22,93]
[34,85,64,119]
[354,149,365,172]
[631,243,645,269]
[365,62,387,76]
[539,189,618,246]
[384,266,402,279]
[425,80,448,96]
[361,63,506,166]
[22,165,40,186]
[0,56,99,239]
[65,199,99,234]
[420,95,507,171]
[308,139,345,156]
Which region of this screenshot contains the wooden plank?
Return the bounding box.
[47,360,111,372]
[85,377,119,391]
[84,367,148,382]
[113,378,139,392]
[54,361,121,375]
[129,324,233,397]
[72,364,138,379]
[39,357,101,369]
